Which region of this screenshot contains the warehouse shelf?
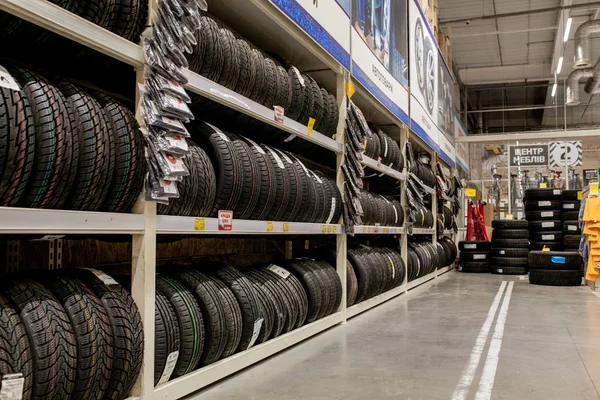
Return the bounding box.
[353,225,405,235]
[411,228,436,235]
[361,155,406,181]
[0,0,144,67]
[153,312,344,400]
[157,216,342,235]
[0,207,145,234]
[443,230,455,235]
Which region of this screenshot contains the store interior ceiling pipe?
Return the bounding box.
[566,68,593,105]
[584,58,600,94]
[574,20,600,69]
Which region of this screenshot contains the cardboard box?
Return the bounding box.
[483,204,495,226]
[486,226,493,241]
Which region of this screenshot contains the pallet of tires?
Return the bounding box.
[562,190,582,251]
[153,260,341,386]
[347,246,405,303]
[158,121,342,222]
[524,188,563,251]
[0,0,148,44]
[407,240,453,280]
[458,241,491,273]
[528,251,582,286]
[187,12,339,141]
[489,220,529,275]
[0,65,145,212]
[359,191,404,226]
[0,268,143,400]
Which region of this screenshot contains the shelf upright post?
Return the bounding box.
[336,72,348,322]
[400,125,408,290]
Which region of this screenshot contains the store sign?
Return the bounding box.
[455,114,469,173]
[583,168,598,186]
[409,0,438,149]
[549,141,582,167]
[269,0,351,69]
[509,144,549,166]
[350,0,410,124]
[465,188,476,197]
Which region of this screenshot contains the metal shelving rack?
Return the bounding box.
[0,0,458,399]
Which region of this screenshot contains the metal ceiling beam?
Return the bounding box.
[459,64,552,85]
[455,128,600,143]
[440,2,600,26]
[452,27,556,38]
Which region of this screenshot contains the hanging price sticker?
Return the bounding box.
[539,182,548,188]
[273,106,284,124]
[266,222,273,232]
[283,223,289,232]
[333,226,337,233]
[194,218,205,231]
[307,118,316,137]
[591,183,598,195]
[327,225,332,233]
[322,225,327,233]
[345,81,355,98]
[465,188,477,197]
[578,191,583,200]
[542,246,551,252]
[506,214,513,220]
[218,210,233,231]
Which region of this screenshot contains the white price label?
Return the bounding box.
[264,146,285,169]
[542,222,555,228]
[86,268,119,285]
[541,211,553,217]
[474,254,486,260]
[0,374,24,400]
[206,123,230,141]
[568,225,578,231]
[542,235,555,240]
[157,351,179,385]
[326,197,337,224]
[160,179,178,195]
[0,70,20,91]
[247,317,264,350]
[465,244,477,249]
[165,136,189,152]
[539,201,551,207]
[244,137,265,155]
[387,256,395,279]
[564,204,575,209]
[292,66,305,87]
[267,264,290,279]
[391,204,399,224]
[499,250,506,255]
[496,269,503,274]
[553,189,561,195]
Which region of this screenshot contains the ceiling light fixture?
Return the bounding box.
[557,56,563,74]
[552,82,558,97]
[564,17,572,42]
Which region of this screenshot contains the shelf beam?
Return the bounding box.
[361,155,406,181]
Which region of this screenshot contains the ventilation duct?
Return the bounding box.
[584,58,600,94]
[574,20,600,69]
[566,68,593,105]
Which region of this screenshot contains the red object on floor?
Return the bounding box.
[467,200,489,241]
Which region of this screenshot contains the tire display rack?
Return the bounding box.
[0,1,459,399]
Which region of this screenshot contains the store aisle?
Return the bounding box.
[188,271,600,400]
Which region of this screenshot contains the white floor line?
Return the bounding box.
[450,281,507,400]
[474,281,515,400]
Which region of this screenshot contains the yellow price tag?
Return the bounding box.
[322,225,327,233]
[327,225,332,233]
[345,81,355,98]
[465,188,477,197]
[383,228,389,233]
[591,183,598,195]
[542,246,550,252]
[333,226,337,233]
[362,227,367,233]
[283,223,289,232]
[307,118,316,137]
[506,214,513,220]
[194,218,205,231]
[539,182,548,188]
[266,222,273,232]
[578,191,583,200]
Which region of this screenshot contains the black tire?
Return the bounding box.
[110,0,147,42]
[0,76,35,207]
[528,251,581,270]
[563,211,579,221]
[562,189,580,201]
[526,210,562,220]
[156,275,204,377]
[44,275,113,400]
[524,200,561,211]
[3,278,77,400]
[493,229,529,239]
[262,145,291,221]
[0,294,33,398]
[209,276,242,359]
[563,220,581,235]
[564,235,581,249]
[530,231,563,242]
[244,268,287,339]
[260,57,279,109]
[212,266,263,351]
[460,252,489,262]
[284,261,323,323]
[458,241,491,251]
[491,219,528,229]
[528,220,562,231]
[490,257,528,267]
[491,238,530,248]
[231,136,261,219]
[562,200,580,211]
[491,266,528,275]
[491,247,529,258]
[69,270,143,400]
[172,270,226,366]
[154,288,180,386]
[199,16,224,82]
[530,242,563,251]
[524,188,562,200]
[250,280,274,345]
[458,262,490,273]
[529,269,581,286]
[217,28,241,90]
[347,260,358,307]
[233,39,256,98]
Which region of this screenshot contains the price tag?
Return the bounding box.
[283,223,289,232]
[327,225,332,233]
[506,214,513,220]
[0,373,24,400]
[0,70,20,91]
[362,227,367,233]
[465,188,477,197]
[307,118,316,137]
[591,183,598,195]
[333,226,337,233]
[375,223,380,233]
[273,106,284,124]
[194,218,205,231]
[345,81,355,98]
[540,182,548,188]
[247,317,264,349]
[266,222,273,232]
[86,268,119,285]
[383,227,389,233]
[157,351,179,385]
[322,225,327,233]
[218,210,233,231]
[542,246,551,252]
[578,191,583,200]
[267,264,290,279]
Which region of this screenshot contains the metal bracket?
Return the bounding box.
[47,238,63,270]
[6,240,20,273]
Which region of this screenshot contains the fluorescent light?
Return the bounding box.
[557,56,563,74]
[552,83,557,97]
[564,17,572,42]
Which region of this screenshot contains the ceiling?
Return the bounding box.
[439,0,600,133]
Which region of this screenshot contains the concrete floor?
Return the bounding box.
[188,271,600,400]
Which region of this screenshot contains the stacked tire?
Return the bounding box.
[562,190,582,251]
[347,246,405,304]
[359,191,404,226]
[458,241,491,273]
[528,251,582,286]
[154,260,341,386]
[490,220,529,275]
[0,269,143,400]
[363,129,404,173]
[524,188,563,251]
[0,66,145,212]
[407,240,454,280]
